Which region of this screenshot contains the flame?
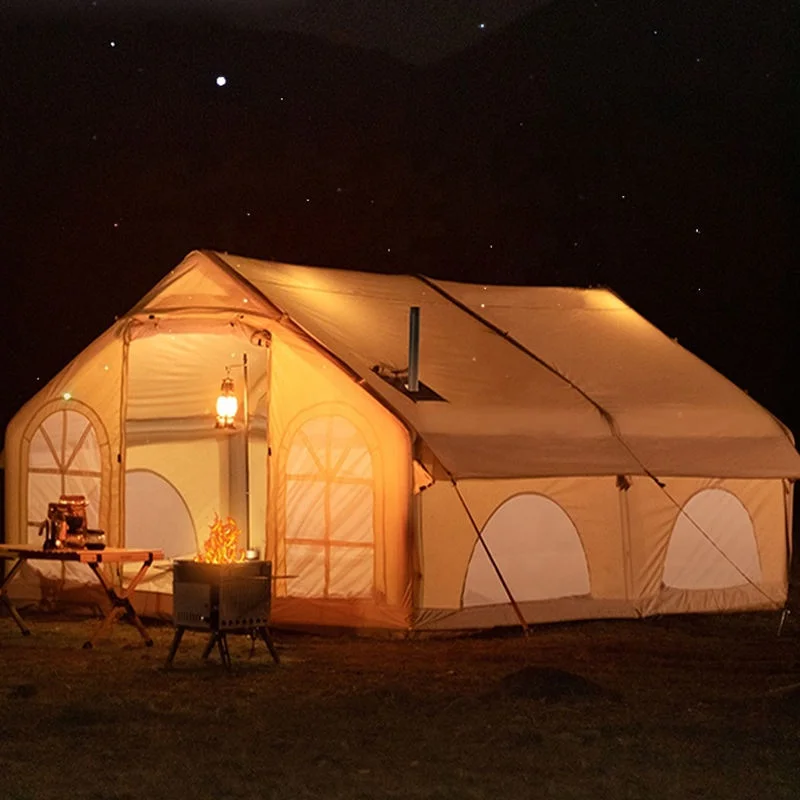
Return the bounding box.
[195,514,246,564]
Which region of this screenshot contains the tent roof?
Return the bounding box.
[135,250,800,480]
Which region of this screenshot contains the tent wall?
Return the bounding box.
[3,327,126,603]
[414,477,636,629]
[629,477,788,616]
[266,326,413,629]
[414,475,789,630]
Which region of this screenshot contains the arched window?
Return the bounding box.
[663,489,761,590]
[125,470,197,558]
[27,409,102,542]
[283,415,375,599]
[463,494,590,607]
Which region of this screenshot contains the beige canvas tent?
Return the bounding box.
[4,250,799,629]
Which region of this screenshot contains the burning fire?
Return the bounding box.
[195,514,246,564]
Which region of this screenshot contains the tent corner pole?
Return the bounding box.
[243,352,250,551]
[450,477,529,636]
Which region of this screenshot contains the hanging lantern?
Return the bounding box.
[215,372,238,428]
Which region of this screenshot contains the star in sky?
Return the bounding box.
[10,0,552,64]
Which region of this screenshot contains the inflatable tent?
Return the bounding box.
[4,250,799,629]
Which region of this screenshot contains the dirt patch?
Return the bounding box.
[1,610,799,799]
[497,665,619,702]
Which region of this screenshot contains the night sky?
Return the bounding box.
[1,1,797,439]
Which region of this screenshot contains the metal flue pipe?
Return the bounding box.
[407,306,420,393]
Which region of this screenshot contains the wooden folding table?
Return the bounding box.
[0,545,164,648]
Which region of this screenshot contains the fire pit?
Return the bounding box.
[165,560,279,669]
[164,515,280,669]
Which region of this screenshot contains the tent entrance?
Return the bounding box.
[123,331,270,560]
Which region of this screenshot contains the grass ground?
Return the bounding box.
[1,609,799,799]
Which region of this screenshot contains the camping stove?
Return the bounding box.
[165,560,280,669]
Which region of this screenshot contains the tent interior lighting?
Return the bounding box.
[215,370,238,429]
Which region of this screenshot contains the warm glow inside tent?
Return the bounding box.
[4,250,799,629]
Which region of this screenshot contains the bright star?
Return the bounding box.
[216,76,227,87]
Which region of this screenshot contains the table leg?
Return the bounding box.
[82,605,126,649]
[83,560,155,648]
[0,559,31,636]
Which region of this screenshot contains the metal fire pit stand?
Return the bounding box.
[166,624,280,670]
[165,561,280,670]
[165,622,280,670]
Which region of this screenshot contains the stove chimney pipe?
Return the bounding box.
[407,306,420,393]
